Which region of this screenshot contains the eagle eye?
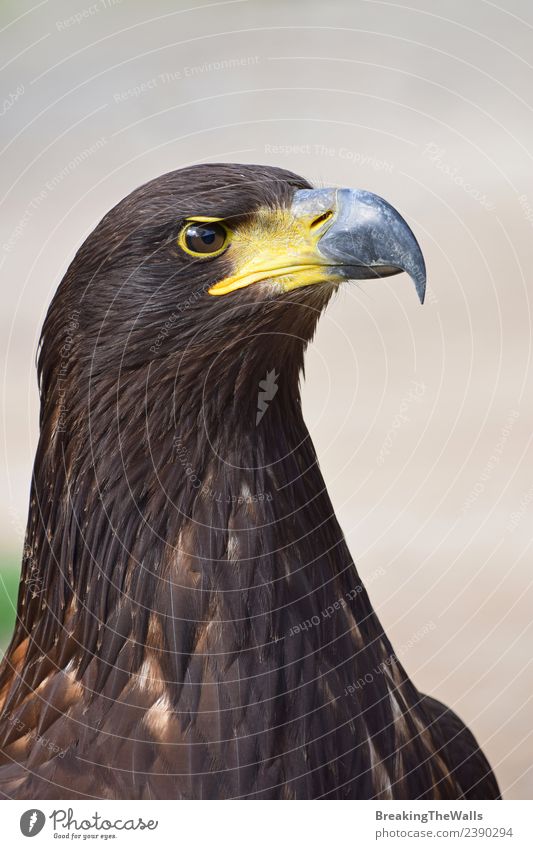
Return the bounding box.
[179,220,229,258]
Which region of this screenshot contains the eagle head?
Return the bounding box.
[40,163,425,411]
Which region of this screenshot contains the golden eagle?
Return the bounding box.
[0,163,499,799]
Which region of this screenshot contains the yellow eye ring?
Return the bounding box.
[178,219,231,258]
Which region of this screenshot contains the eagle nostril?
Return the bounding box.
[310,209,334,231]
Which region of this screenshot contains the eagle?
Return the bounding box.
[0,163,499,800]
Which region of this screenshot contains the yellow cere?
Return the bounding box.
[206,206,338,296]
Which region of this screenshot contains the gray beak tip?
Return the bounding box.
[413,267,427,305]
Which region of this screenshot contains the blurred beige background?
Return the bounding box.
[1,0,532,798]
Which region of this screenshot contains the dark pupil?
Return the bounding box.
[185,223,225,253]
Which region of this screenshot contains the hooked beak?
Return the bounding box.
[296,187,426,304]
[208,186,426,304]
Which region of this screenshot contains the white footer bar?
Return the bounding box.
[3,799,531,848]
